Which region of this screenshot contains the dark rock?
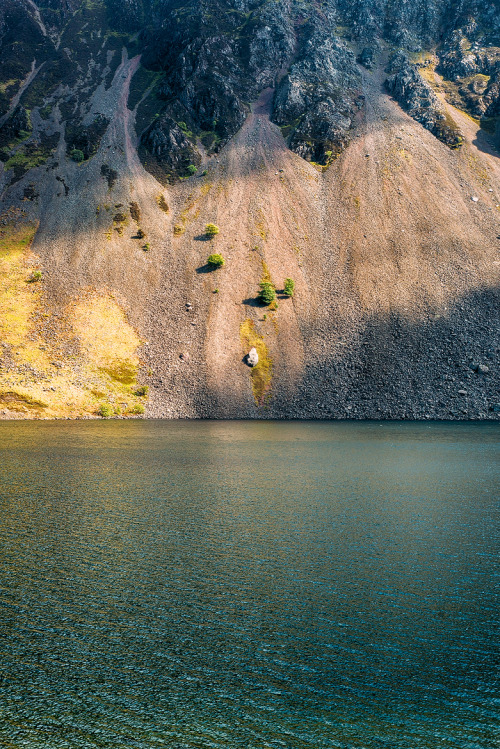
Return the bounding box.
[0,106,31,142]
[65,114,109,161]
[358,47,375,69]
[385,53,463,149]
[272,29,361,163]
[140,115,201,180]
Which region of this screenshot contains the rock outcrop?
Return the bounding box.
[140,116,201,180]
[272,26,362,163]
[386,53,463,148]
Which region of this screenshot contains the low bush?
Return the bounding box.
[283,278,295,297]
[156,194,169,213]
[98,403,113,418]
[130,403,145,415]
[207,253,225,268]
[187,164,197,175]
[258,280,276,305]
[28,270,42,283]
[134,385,149,397]
[205,223,220,237]
[70,149,84,163]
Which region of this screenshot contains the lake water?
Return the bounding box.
[0,421,498,749]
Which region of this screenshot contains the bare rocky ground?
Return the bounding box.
[141,58,500,420]
[1,46,499,420]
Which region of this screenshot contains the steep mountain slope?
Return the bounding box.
[0,0,498,419]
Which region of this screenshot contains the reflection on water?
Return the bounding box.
[0,421,498,748]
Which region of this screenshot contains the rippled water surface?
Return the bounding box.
[0,420,498,748]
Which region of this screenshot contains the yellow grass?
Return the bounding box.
[0,223,148,418]
[240,318,272,405]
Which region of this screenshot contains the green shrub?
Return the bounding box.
[98,403,113,418]
[258,280,276,305]
[130,403,145,415]
[205,223,220,237]
[176,121,194,138]
[187,164,197,175]
[283,278,295,297]
[70,149,84,163]
[28,270,42,283]
[207,253,225,268]
[142,242,151,251]
[134,385,149,397]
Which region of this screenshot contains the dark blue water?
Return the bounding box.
[0,421,498,748]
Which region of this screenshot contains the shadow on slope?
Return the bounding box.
[288,286,500,420]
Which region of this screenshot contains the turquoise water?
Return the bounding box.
[0,421,498,748]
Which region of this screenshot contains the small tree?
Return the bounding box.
[187,164,197,175]
[205,223,220,238]
[207,253,225,268]
[258,280,276,305]
[283,278,295,297]
[70,149,84,162]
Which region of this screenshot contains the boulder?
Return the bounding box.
[246,347,259,367]
[358,47,375,69]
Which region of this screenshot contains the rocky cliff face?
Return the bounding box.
[272,26,362,163]
[0,0,498,420]
[385,52,463,148]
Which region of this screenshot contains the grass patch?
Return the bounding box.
[71,295,140,385]
[0,227,149,419]
[240,319,272,406]
[4,133,58,183]
[128,66,162,111]
[0,222,40,354]
[0,391,47,413]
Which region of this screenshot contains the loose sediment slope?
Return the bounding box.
[142,64,500,419]
[0,0,498,419]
